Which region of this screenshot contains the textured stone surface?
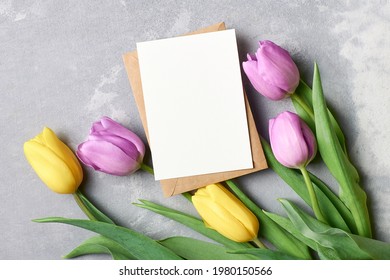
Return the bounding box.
[1,0,389,259]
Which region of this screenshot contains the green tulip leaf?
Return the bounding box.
[134,200,252,250]
[307,172,357,233]
[279,199,390,260]
[74,190,115,224]
[64,235,136,260]
[293,79,347,153]
[311,63,371,238]
[33,217,182,260]
[228,248,302,260]
[291,84,316,133]
[160,236,256,260]
[225,180,311,260]
[261,137,353,232]
[263,210,317,250]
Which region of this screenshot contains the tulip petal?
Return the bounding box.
[24,141,78,194]
[193,184,259,242]
[206,184,259,239]
[78,117,146,176]
[257,41,300,93]
[88,132,140,161]
[217,185,259,238]
[269,112,309,168]
[41,127,83,186]
[247,53,256,61]
[192,196,254,242]
[99,116,145,157]
[91,120,105,133]
[77,140,139,176]
[300,120,317,163]
[242,60,287,100]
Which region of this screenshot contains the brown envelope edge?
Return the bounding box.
[122,22,268,197]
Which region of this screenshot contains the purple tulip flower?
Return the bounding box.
[242,40,300,101]
[77,116,145,176]
[269,111,316,169]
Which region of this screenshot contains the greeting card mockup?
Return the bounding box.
[123,22,267,196]
[136,29,253,180]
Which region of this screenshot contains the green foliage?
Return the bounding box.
[228,248,302,260]
[74,190,115,224]
[134,199,252,250]
[271,199,390,260]
[160,237,256,260]
[64,235,135,260]
[261,138,353,232]
[225,180,312,260]
[312,63,371,238]
[33,217,182,260]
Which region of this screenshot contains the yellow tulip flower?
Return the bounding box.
[192,183,259,243]
[24,127,83,194]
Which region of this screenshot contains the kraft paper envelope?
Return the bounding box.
[122,22,267,197]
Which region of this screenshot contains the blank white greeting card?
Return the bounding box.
[137,29,253,180]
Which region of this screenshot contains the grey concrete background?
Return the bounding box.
[1,0,389,260]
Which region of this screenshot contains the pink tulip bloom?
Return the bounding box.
[243,40,300,101]
[77,116,145,176]
[269,111,316,168]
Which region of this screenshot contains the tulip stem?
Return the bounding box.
[253,238,267,249]
[140,163,154,175]
[299,167,327,223]
[291,94,315,121]
[73,190,97,221]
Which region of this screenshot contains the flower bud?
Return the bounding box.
[192,183,259,242]
[242,40,300,100]
[77,116,145,176]
[269,111,317,168]
[24,127,83,194]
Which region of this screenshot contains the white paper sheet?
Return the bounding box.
[137,29,253,180]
